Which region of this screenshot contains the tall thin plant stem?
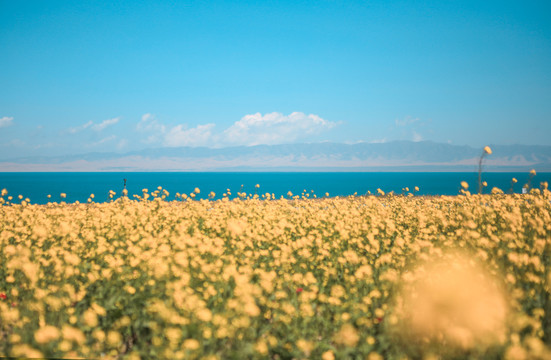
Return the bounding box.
[478,146,492,194]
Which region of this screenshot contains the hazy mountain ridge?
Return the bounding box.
[2,141,551,171]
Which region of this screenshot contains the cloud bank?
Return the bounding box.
[139,111,338,148]
[223,112,337,146]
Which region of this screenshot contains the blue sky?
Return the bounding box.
[1,0,550,158]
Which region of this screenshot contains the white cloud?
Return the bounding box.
[223,112,337,146]
[134,111,337,148]
[165,124,215,147]
[0,116,14,128]
[395,116,420,127]
[92,117,119,131]
[137,113,165,133]
[393,115,430,142]
[136,113,167,143]
[88,135,117,147]
[68,117,119,134]
[68,120,93,134]
[117,139,128,150]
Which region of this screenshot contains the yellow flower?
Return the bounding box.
[196,308,212,322]
[483,146,492,155]
[322,350,335,360]
[82,309,98,327]
[254,340,269,355]
[60,193,67,198]
[461,181,469,189]
[10,344,43,358]
[194,187,200,194]
[165,328,182,344]
[183,338,200,350]
[92,329,105,342]
[512,178,517,183]
[57,340,73,352]
[296,339,314,355]
[91,303,106,316]
[107,331,122,346]
[62,325,86,345]
[330,284,346,298]
[530,169,536,176]
[367,353,384,360]
[505,344,527,360]
[334,324,359,347]
[126,352,141,360]
[34,325,61,344]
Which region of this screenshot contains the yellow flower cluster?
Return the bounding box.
[1,188,550,359]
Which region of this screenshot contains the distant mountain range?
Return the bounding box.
[1,141,551,172]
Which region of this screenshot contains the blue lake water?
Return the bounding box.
[0,172,549,204]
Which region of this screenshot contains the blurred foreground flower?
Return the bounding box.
[392,253,507,354]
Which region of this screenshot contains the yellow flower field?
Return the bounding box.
[1,187,551,359]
